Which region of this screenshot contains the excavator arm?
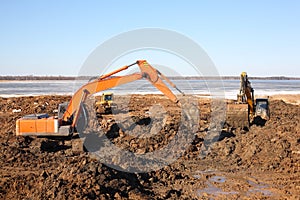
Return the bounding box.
[238,72,254,115]
[16,60,184,136]
[63,60,183,126]
[226,72,255,129]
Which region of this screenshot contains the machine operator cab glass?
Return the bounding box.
[255,98,270,120]
[104,94,113,101]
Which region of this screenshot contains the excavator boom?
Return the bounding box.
[16,60,183,136]
[63,60,181,122]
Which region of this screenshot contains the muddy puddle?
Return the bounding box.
[193,170,274,198]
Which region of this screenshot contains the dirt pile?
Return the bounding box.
[206,99,300,173]
[0,95,299,199]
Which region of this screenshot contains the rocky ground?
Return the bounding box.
[0,94,299,199]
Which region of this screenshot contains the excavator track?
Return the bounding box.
[226,103,249,129]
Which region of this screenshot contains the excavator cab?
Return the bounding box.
[103,93,113,101]
[255,98,270,120]
[57,102,69,119]
[95,92,117,114]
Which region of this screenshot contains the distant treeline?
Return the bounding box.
[169,76,300,80]
[0,75,299,81]
[0,76,76,81]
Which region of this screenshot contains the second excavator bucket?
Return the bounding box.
[226,103,249,129]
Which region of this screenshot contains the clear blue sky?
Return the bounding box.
[1,0,300,76]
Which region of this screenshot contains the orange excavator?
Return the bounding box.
[16,60,184,137]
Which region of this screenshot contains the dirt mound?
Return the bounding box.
[0,95,299,199]
[205,99,299,172]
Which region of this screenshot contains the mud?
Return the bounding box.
[0,94,299,199]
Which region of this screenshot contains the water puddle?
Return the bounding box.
[247,180,273,196]
[210,175,226,183]
[193,174,201,179]
[198,182,238,196]
[195,171,238,197]
[193,169,217,179]
[194,171,274,198]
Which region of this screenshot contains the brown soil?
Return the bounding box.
[0,94,299,199]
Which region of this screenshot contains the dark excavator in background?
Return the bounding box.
[226,72,270,129]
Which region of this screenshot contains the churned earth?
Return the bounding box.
[0,94,299,199]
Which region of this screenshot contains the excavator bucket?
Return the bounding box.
[226,103,249,129]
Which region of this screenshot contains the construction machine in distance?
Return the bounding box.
[226,72,270,129]
[16,60,184,137]
[95,92,117,114]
